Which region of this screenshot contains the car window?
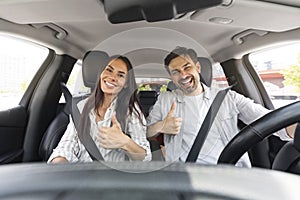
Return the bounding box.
[212,63,228,88]
[58,60,90,103]
[136,78,170,93]
[249,43,300,108]
[66,60,90,96]
[0,34,49,111]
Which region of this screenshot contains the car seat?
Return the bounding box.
[272,123,300,175]
[39,51,109,161]
[39,82,72,161]
[138,91,159,117]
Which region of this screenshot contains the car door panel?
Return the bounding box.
[0,105,27,164]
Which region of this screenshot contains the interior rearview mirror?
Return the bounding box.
[104,0,223,24]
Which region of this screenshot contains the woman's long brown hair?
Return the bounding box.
[78,55,143,137]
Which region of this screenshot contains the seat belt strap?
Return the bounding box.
[71,95,104,161]
[185,85,233,163]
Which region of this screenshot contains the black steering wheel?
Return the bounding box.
[218,101,300,167]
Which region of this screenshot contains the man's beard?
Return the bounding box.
[177,76,199,95]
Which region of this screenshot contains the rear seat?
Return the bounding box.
[138,91,158,117]
[138,90,163,160]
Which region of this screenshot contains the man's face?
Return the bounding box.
[168,55,201,96]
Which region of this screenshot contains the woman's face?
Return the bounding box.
[100,58,128,97]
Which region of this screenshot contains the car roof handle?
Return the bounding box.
[232,29,268,45]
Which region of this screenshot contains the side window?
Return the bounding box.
[212,63,229,88]
[66,60,90,96]
[0,34,49,111]
[249,43,300,108]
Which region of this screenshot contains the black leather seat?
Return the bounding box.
[81,51,110,91]
[70,51,110,130]
[39,51,109,161]
[138,91,158,117]
[39,83,72,161]
[272,123,300,174]
[198,57,212,87]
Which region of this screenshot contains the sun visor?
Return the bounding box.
[104,0,222,23]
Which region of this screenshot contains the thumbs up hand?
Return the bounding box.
[111,114,121,129]
[98,114,130,149]
[161,102,182,135]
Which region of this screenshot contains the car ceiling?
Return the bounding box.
[0,0,300,78]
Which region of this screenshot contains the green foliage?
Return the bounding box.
[138,84,152,91]
[160,85,167,92]
[281,54,300,92]
[21,80,28,92]
[138,83,168,93]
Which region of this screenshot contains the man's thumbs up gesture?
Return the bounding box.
[98,114,130,149]
[161,102,182,135]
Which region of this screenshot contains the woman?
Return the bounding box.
[49,55,151,163]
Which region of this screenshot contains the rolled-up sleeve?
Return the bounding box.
[230,90,292,141]
[127,111,152,161]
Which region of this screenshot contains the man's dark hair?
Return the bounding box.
[164,46,198,74]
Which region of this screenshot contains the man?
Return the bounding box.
[146,46,294,167]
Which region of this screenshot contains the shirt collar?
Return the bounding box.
[202,83,211,100]
[90,97,118,120]
[174,82,211,102]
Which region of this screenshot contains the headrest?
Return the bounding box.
[167,57,213,91]
[82,51,109,91]
[167,81,177,91]
[198,57,212,87]
[138,90,158,98]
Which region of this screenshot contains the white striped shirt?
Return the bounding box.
[48,98,151,163]
[147,84,291,167]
